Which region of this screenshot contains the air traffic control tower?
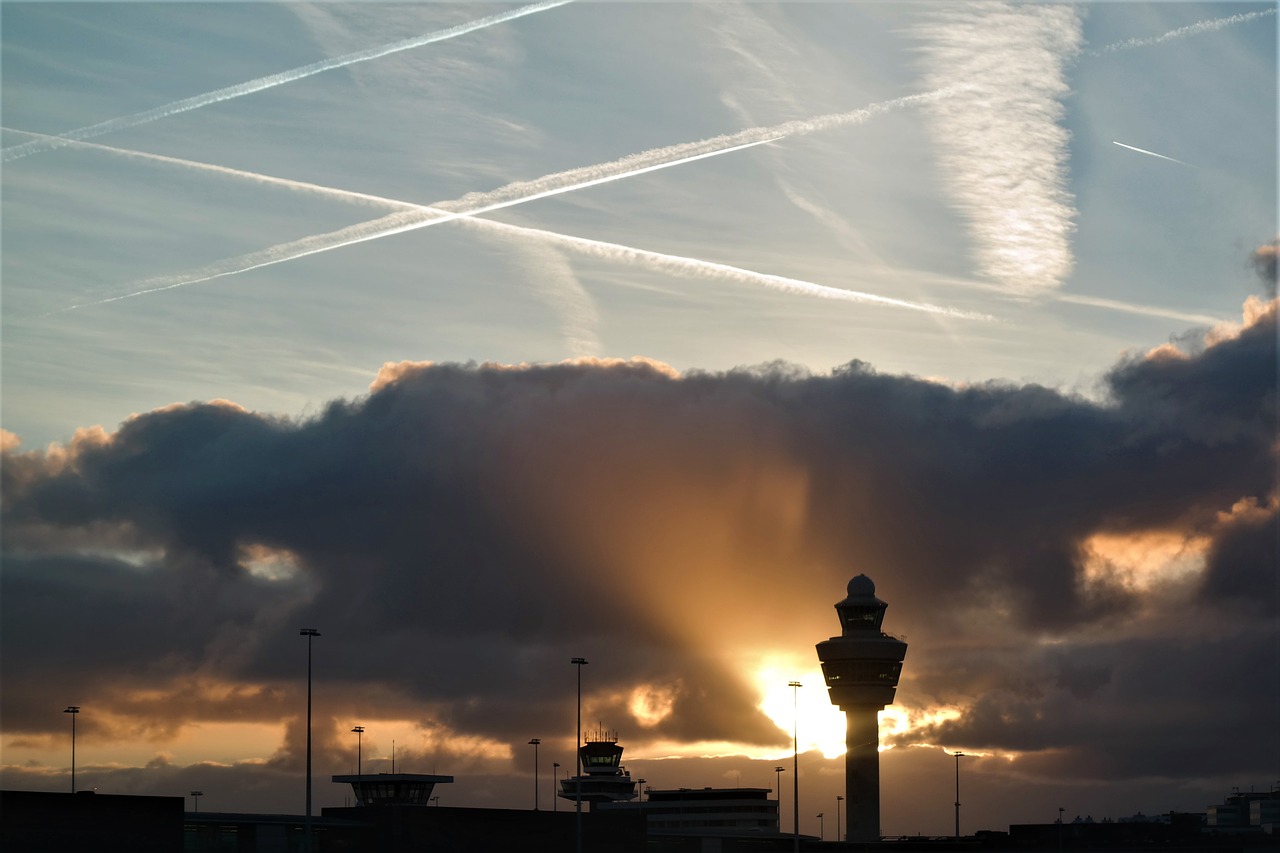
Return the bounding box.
[816,574,907,842]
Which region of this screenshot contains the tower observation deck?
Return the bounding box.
[815,574,907,842]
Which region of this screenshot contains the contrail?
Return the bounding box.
[83,138,784,306]
[24,129,989,321]
[1111,140,1191,167]
[0,0,574,164]
[75,87,964,305]
[1054,293,1225,326]
[1089,8,1276,55]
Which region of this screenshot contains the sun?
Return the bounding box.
[753,662,848,759]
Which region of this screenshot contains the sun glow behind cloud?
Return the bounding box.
[1081,530,1210,593]
[753,662,846,759]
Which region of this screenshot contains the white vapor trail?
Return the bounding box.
[1111,141,1192,167]
[912,2,1084,296]
[69,87,963,307]
[1090,8,1276,56]
[0,0,573,164]
[92,138,784,304]
[22,128,987,321]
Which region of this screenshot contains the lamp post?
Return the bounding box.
[300,628,320,853]
[352,726,364,776]
[190,791,203,813]
[953,751,965,840]
[817,813,824,840]
[837,795,843,842]
[553,763,560,812]
[637,778,646,803]
[63,706,79,793]
[789,681,801,853]
[774,765,785,829]
[572,657,588,853]
[529,738,541,810]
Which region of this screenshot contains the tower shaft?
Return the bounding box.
[845,705,881,842]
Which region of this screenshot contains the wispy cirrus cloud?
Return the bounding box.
[912,2,1083,296]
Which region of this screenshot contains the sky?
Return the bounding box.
[1,0,1277,839]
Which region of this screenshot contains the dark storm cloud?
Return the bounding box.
[2,301,1276,793]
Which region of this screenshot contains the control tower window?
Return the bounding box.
[840,606,883,629]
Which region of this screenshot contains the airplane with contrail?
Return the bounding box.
[0,0,574,164]
[16,128,988,322]
[1111,140,1192,167]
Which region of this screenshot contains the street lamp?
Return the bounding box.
[953,751,965,840]
[774,766,786,830]
[63,706,79,794]
[571,657,588,853]
[817,812,824,840]
[300,628,320,853]
[637,778,646,803]
[352,726,364,777]
[789,680,801,853]
[553,763,560,812]
[190,791,203,813]
[529,738,541,810]
[836,795,843,842]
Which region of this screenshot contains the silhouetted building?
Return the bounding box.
[598,787,780,835]
[1208,789,1279,833]
[0,790,182,853]
[816,574,907,842]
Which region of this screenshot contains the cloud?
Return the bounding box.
[1253,238,1278,296]
[911,2,1083,295]
[2,300,1275,808]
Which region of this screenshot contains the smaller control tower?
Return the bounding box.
[815,574,907,842]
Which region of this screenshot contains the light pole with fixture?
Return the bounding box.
[63,706,79,793]
[837,795,843,841]
[300,628,320,853]
[352,726,364,777]
[817,812,824,840]
[571,657,588,853]
[789,680,801,853]
[190,791,203,813]
[774,765,785,829]
[529,738,541,810]
[553,763,560,812]
[953,751,965,840]
[637,778,646,803]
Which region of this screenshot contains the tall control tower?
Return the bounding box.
[815,574,907,842]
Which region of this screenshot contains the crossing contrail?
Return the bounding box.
[1111,140,1191,167]
[78,87,964,305]
[25,129,989,321]
[0,0,574,164]
[83,138,784,306]
[1089,7,1276,55]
